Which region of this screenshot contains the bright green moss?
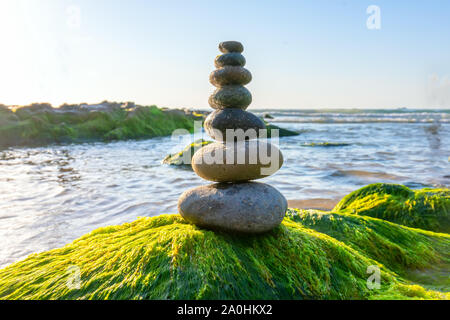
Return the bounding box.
[163,139,213,166]
[369,283,447,300]
[286,209,450,283]
[334,183,450,233]
[0,214,447,300]
[0,104,301,148]
[1,184,448,300]
[0,105,199,148]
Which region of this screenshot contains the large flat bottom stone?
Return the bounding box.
[178,182,287,233]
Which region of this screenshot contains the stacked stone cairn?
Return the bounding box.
[178,41,287,233]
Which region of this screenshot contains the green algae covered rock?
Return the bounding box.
[0,103,200,148]
[163,139,213,166]
[0,213,448,300]
[286,209,450,279]
[1,184,449,300]
[334,183,450,233]
[0,105,19,126]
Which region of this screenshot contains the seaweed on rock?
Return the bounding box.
[286,209,450,278]
[0,103,200,148]
[334,183,450,233]
[163,139,213,166]
[0,184,448,300]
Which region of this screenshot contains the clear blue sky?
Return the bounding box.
[1,0,449,109]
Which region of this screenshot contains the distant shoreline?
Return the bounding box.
[0,102,202,149]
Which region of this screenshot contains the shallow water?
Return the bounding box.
[1,110,449,268]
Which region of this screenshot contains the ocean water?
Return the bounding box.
[0,109,449,268]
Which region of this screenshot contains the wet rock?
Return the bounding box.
[178,182,287,233]
[265,123,300,138]
[210,66,252,87]
[301,142,351,147]
[192,141,283,182]
[219,41,244,53]
[79,102,122,112]
[122,102,136,110]
[15,103,54,118]
[205,109,266,141]
[163,139,213,166]
[209,86,252,110]
[59,104,83,112]
[215,53,246,68]
[178,40,287,234]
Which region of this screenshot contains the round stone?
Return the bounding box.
[215,53,246,68]
[192,141,284,182]
[178,182,287,233]
[210,66,252,87]
[205,109,266,141]
[209,86,252,110]
[219,41,244,53]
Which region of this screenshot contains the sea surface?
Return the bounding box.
[1,109,449,268]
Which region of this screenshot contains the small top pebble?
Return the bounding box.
[219,41,244,53]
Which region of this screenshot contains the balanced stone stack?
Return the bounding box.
[178,41,287,233]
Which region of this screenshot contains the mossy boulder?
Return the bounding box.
[0,106,19,126]
[334,183,450,233]
[1,184,448,300]
[163,139,213,166]
[0,103,297,149]
[0,103,201,148]
[0,214,448,299]
[287,209,450,278]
